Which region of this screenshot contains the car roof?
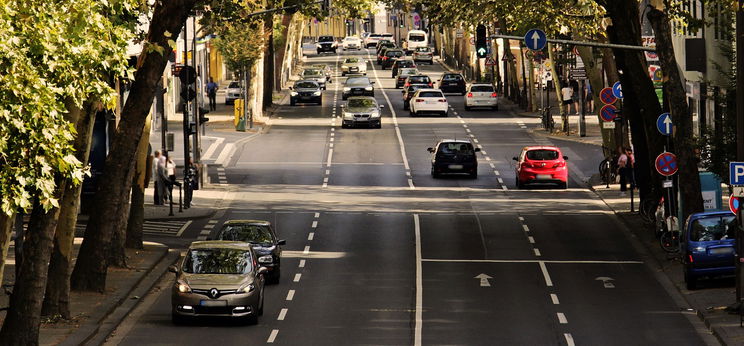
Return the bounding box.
[347,96,376,101]
[689,211,735,220]
[439,139,472,144]
[522,146,561,151]
[415,88,442,93]
[223,219,271,226]
[189,240,255,250]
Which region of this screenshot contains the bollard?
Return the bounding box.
[179,185,183,212]
[169,193,174,216]
[630,186,635,212]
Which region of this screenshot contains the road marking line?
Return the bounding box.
[490,163,495,168]
[469,134,475,137]
[330,128,335,132]
[484,156,490,161]
[522,224,530,232]
[200,230,210,235]
[202,137,225,161]
[494,170,500,175]
[408,179,414,188]
[312,221,318,228]
[286,290,295,301]
[534,248,542,256]
[330,137,335,142]
[481,151,487,155]
[267,329,279,343]
[557,312,568,324]
[463,124,468,128]
[175,220,193,237]
[422,258,643,264]
[294,273,302,282]
[325,169,330,175]
[497,178,504,184]
[329,143,334,148]
[414,214,422,346]
[303,246,310,254]
[326,148,333,167]
[299,259,306,268]
[539,261,553,286]
[518,217,524,221]
[204,224,215,229]
[473,139,479,144]
[322,183,328,188]
[564,333,575,346]
[196,236,206,240]
[314,212,320,218]
[214,143,235,167]
[466,128,471,133]
[502,185,508,190]
[528,236,535,244]
[308,232,314,240]
[550,294,560,305]
[477,144,483,148]
[278,308,288,321]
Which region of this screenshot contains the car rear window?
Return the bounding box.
[398,60,415,67]
[471,85,494,92]
[319,36,334,42]
[438,143,474,155]
[217,224,273,244]
[526,150,559,160]
[442,74,463,81]
[416,47,431,52]
[408,76,430,83]
[419,91,443,98]
[346,77,370,85]
[228,82,240,88]
[386,51,404,57]
[399,68,418,76]
[690,215,736,242]
[409,34,426,42]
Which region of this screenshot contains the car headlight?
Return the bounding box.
[239,283,256,293]
[343,87,351,92]
[258,255,273,264]
[370,111,380,118]
[342,66,349,70]
[316,44,321,48]
[364,86,373,91]
[290,91,298,96]
[343,112,354,119]
[176,281,191,293]
[313,91,321,96]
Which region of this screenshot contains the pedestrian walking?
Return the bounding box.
[585,81,594,113]
[617,147,629,196]
[157,155,169,204]
[626,147,635,190]
[152,151,162,205]
[571,80,580,114]
[206,77,218,111]
[561,82,574,115]
[166,156,177,200]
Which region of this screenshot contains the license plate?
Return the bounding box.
[709,247,734,255]
[448,164,463,170]
[537,174,552,180]
[426,100,437,104]
[200,300,227,307]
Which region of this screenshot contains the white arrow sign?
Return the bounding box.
[663,116,672,134]
[595,276,615,288]
[475,273,492,287]
[531,31,541,49]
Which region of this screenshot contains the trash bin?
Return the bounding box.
[236,115,246,132]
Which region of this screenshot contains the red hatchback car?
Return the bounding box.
[513,146,568,189]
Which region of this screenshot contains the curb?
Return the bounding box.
[59,245,178,346]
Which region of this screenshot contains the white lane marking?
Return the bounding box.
[330,128,335,132]
[494,170,500,175]
[314,212,320,218]
[469,134,475,138]
[308,232,315,241]
[286,290,295,301]
[473,139,479,144]
[204,224,215,229]
[463,124,468,128]
[460,119,465,123]
[539,261,553,286]
[477,144,483,149]
[326,148,333,167]
[267,329,279,343]
[199,230,210,235]
[325,169,330,175]
[528,236,535,244]
[564,333,575,346]
[294,273,302,282]
[466,128,471,133]
[534,248,542,256]
[518,217,524,221]
[278,308,288,321]
[202,137,225,161]
[323,177,329,183]
[330,137,335,142]
[550,294,560,305]
[490,163,495,168]
[214,143,235,166]
[303,246,310,254]
[414,214,423,346]
[299,259,306,268]
[196,235,206,240]
[366,51,414,190]
[481,151,487,155]
[557,312,568,324]
[312,221,318,228]
[329,143,334,148]
[484,156,490,161]
[501,185,508,191]
[522,225,530,232]
[322,183,328,188]
[497,178,504,184]
[422,258,644,264]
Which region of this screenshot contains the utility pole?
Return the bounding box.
[735,0,744,305]
[181,21,191,189]
[192,15,200,166]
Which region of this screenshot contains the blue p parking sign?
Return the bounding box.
[730,162,744,185]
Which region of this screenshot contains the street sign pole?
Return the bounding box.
[579,79,586,137]
[737,0,744,307]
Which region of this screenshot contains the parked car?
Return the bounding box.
[409,89,448,117]
[225,81,242,105]
[403,74,433,88]
[341,96,384,129]
[391,59,416,78]
[513,146,568,189]
[412,46,434,64]
[316,35,337,54]
[301,69,326,89]
[341,57,367,76]
[342,76,375,100]
[682,211,737,290]
[341,36,362,50]
[207,220,285,284]
[464,83,498,111]
[402,84,426,110]
[395,68,419,89]
[381,49,405,69]
[310,64,333,83]
[427,140,480,178]
[170,241,266,325]
[437,72,467,95]
[289,80,322,106]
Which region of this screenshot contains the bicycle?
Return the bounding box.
[639,195,662,225]
[598,157,618,186]
[659,216,680,253]
[541,106,554,132]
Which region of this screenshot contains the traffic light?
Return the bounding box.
[179,65,197,102]
[199,107,210,124]
[476,24,487,59]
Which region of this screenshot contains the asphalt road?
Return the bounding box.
[107,46,715,346]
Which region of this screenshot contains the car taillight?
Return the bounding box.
[438,99,447,102]
[522,162,532,168]
[415,99,425,102]
[491,92,498,98]
[428,82,433,87]
[383,56,388,60]
[467,92,473,98]
[405,82,410,87]
[553,161,566,168]
[688,254,694,263]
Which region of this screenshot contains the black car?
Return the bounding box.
[381,49,405,69]
[375,40,396,55]
[402,84,426,110]
[437,73,467,94]
[427,140,480,178]
[404,75,433,88]
[342,76,375,100]
[377,47,392,64]
[391,59,417,78]
[207,220,286,284]
[316,35,337,54]
[289,80,322,106]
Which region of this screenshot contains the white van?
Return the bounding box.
[405,30,428,53]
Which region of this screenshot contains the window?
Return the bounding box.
[526,150,559,160]
[345,58,359,63]
[409,34,426,42]
[346,77,370,85]
[217,224,274,244]
[348,98,377,108]
[408,76,430,84]
[295,82,318,89]
[303,70,321,76]
[318,36,334,42]
[419,91,443,98]
[442,74,463,81]
[182,249,253,274]
[416,47,431,52]
[438,143,474,155]
[690,215,736,242]
[471,85,494,92]
[387,51,404,57]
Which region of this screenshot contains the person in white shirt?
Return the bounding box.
[151,151,162,205]
[561,82,574,115]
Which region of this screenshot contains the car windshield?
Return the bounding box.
[295,82,318,89]
[303,70,321,76]
[406,85,424,93]
[398,61,414,67]
[419,91,443,98]
[416,47,431,52]
[409,34,426,41]
[228,82,241,88]
[400,68,418,76]
[471,85,494,92]
[387,51,404,57]
[346,78,369,86]
[526,150,559,160]
[344,58,360,63]
[443,74,463,81]
[344,37,358,41]
[182,248,253,274]
[408,76,430,83]
[318,36,334,42]
[348,98,376,108]
[438,143,474,155]
[216,224,274,244]
[690,215,736,242]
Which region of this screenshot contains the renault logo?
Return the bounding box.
[209,288,219,298]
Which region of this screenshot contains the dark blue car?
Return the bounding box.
[682,211,736,290]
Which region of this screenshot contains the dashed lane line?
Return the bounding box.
[539,261,554,286]
[299,259,306,268]
[267,329,279,343]
[293,273,302,282]
[286,290,295,301]
[278,308,288,321]
[557,312,568,324]
[564,333,575,346]
[550,294,560,305]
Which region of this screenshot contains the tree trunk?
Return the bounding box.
[600,0,666,202]
[548,43,567,132]
[108,161,133,268]
[275,13,292,90]
[647,6,703,219]
[125,114,152,250]
[600,46,628,154]
[42,101,98,318]
[0,182,66,345]
[71,0,196,292]
[576,44,616,152]
[0,212,16,287]
[263,11,275,109]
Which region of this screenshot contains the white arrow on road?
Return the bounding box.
[475,273,492,287]
[595,276,615,288]
[663,115,672,134]
[531,31,541,49]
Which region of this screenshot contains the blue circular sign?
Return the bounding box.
[612,81,623,99]
[655,152,678,176]
[524,29,547,51]
[656,113,672,136]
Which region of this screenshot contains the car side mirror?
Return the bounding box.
[474,148,481,152]
[277,239,286,245]
[371,81,375,84]
[512,157,518,161]
[288,86,293,90]
[168,265,178,274]
[257,267,269,275]
[563,156,568,160]
[427,147,435,153]
[379,105,385,108]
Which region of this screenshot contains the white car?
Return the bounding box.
[412,47,434,64]
[341,37,362,50]
[464,83,498,111]
[225,81,242,105]
[364,33,382,48]
[341,57,367,76]
[409,89,448,117]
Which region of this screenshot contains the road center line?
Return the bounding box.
[564,333,575,346]
[539,261,554,287]
[299,259,306,268]
[303,246,310,254]
[550,293,560,304]
[286,290,295,301]
[308,232,314,241]
[267,329,279,343]
[522,224,530,232]
[414,214,423,346]
[534,248,542,256]
[312,221,318,228]
[557,312,568,324]
[278,308,288,320]
[293,273,302,282]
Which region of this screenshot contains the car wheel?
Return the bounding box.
[493,105,499,111]
[516,178,522,189]
[558,181,567,189]
[403,104,409,110]
[376,123,382,129]
[431,168,439,178]
[258,289,265,315]
[470,171,478,179]
[268,268,280,284]
[290,100,296,106]
[317,100,322,106]
[342,72,346,76]
[442,111,448,117]
[342,95,347,100]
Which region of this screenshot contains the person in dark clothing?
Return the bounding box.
[206,77,218,111]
